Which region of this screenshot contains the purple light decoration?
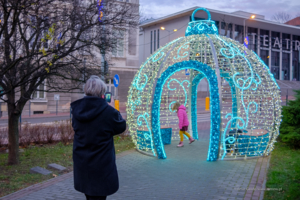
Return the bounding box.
[97,0,104,22]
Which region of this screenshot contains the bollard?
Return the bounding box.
[286,89,288,106]
[70,107,72,119]
[115,100,119,111]
[205,97,210,111]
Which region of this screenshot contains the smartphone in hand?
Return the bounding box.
[105,92,112,103]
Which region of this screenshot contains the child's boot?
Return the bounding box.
[189,137,195,144]
[177,141,184,147]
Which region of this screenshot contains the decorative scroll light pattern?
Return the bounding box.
[137,113,156,156]
[167,79,190,112]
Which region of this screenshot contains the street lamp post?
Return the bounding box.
[160,27,177,42]
[243,15,256,44]
[83,58,86,82]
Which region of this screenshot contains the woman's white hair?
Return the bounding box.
[84,75,106,97]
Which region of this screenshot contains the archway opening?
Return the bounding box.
[151,60,221,161]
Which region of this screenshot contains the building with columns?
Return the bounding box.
[139,7,300,83]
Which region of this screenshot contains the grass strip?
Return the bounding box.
[264,142,300,200]
[0,135,134,197]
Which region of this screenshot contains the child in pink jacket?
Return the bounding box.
[172,102,195,147]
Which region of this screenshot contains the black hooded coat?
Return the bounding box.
[71,96,126,196]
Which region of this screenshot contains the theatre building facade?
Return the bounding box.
[139,7,300,82]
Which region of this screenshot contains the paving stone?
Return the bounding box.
[47,163,67,172]
[1,129,263,200]
[30,166,52,175]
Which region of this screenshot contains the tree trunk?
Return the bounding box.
[7,92,21,165]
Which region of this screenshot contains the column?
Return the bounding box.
[269,30,271,68]
[257,28,260,56]
[279,32,283,80]
[232,24,235,40]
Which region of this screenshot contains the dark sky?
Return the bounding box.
[140,0,300,21]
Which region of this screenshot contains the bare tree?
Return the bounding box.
[139,6,153,25]
[271,11,292,23]
[219,15,233,39]
[0,0,139,165]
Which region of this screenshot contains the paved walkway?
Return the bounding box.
[1,130,270,200]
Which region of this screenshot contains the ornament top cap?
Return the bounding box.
[185,8,218,36]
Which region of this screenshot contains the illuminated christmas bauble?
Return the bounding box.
[126,8,281,161]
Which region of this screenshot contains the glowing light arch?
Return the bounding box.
[152,61,221,161]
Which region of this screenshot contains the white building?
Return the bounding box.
[139,6,300,96]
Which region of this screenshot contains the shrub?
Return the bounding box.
[19,123,31,147]
[30,125,44,144]
[0,127,7,147]
[279,90,300,148]
[45,125,55,144]
[58,120,74,145]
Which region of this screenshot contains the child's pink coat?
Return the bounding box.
[177,105,189,129]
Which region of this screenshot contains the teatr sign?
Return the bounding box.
[248,33,300,50]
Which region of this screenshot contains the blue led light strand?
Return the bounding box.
[191,73,205,140]
[174,41,191,60]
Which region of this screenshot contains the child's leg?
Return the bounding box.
[179,131,184,142]
[183,131,191,138]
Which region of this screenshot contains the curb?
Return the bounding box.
[0,149,135,200]
[244,156,270,200]
[259,155,271,200]
[0,113,70,120]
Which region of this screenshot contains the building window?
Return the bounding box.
[247,27,258,53]
[29,16,49,49]
[157,29,160,49]
[154,30,156,51]
[282,52,290,80]
[220,22,232,38]
[112,29,125,57]
[292,35,300,81]
[106,79,117,97]
[282,33,291,51]
[150,31,152,54]
[271,51,280,79]
[189,17,205,21]
[33,81,45,99]
[260,29,269,47]
[234,25,244,44]
[271,31,280,50]
[29,16,37,49]
[292,51,300,81]
[260,50,269,67]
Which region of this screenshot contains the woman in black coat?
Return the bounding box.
[71,75,127,200]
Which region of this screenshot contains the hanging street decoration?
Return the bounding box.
[244,36,249,48]
[97,0,104,22]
